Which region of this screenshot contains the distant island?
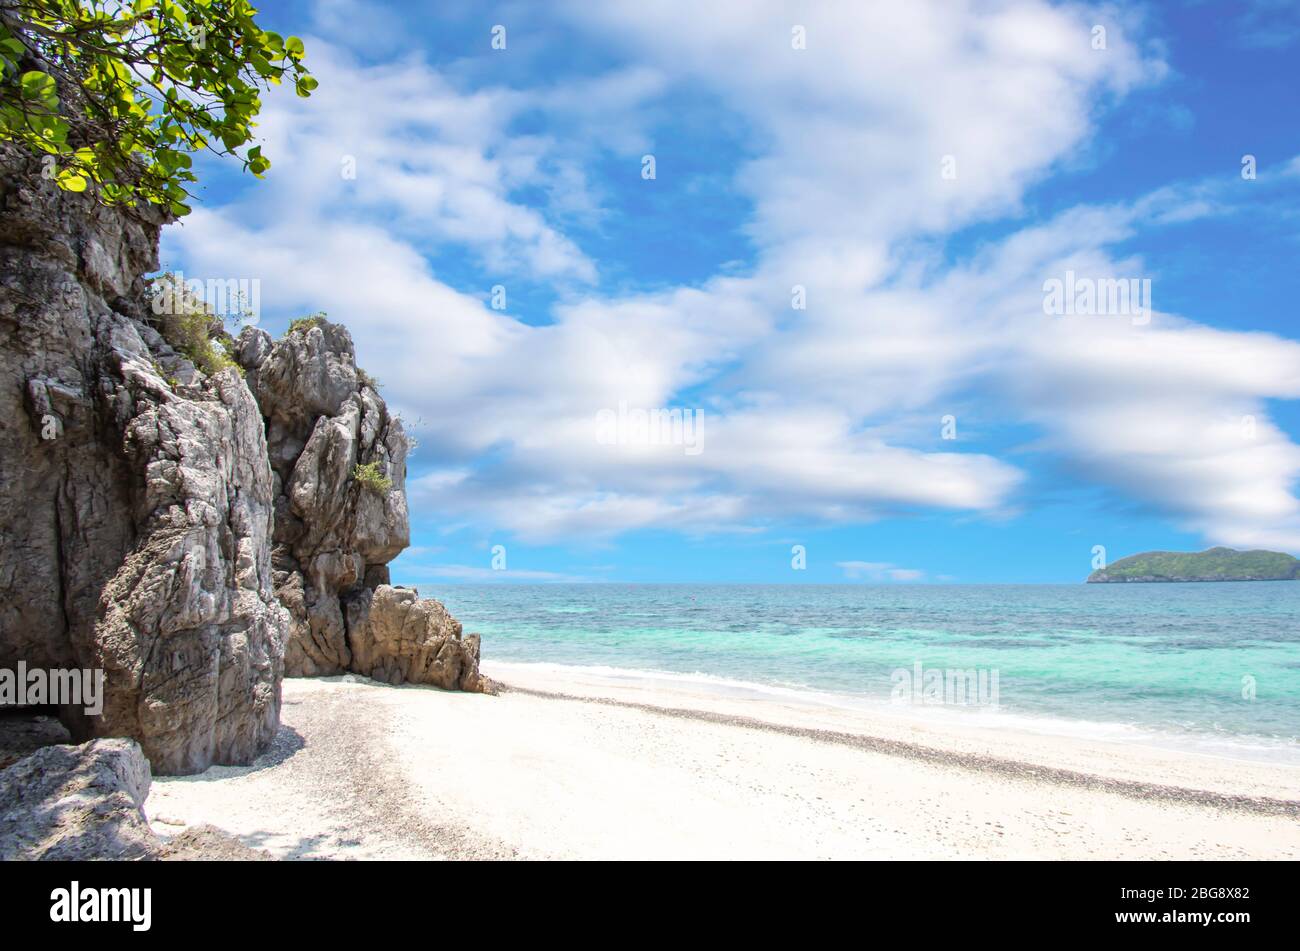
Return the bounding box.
[1087,547,1300,583]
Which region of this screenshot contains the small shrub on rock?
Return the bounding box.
[352,461,392,496]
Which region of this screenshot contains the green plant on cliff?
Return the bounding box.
[352,461,391,497]
[0,1,314,215]
[286,312,326,336]
[150,271,240,376]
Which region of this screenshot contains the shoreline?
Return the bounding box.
[482,659,1300,773]
[142,666,1300,860]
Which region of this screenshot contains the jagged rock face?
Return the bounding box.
[0,146,287,775]
[0,738,158,860]
[0,148,151,677]
[235,325,489,693]
[346,585,485,691]
[236,323,410,676]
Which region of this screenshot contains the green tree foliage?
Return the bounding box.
[0,0,314,214]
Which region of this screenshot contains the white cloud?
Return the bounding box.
[554,0,1160,252]
[164,2,1300,552]
[836,562,926,582]
[227,40,598,283]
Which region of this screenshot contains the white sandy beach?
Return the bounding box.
[145,662,1300,860]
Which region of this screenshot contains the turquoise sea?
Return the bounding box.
[435,583,1300,763]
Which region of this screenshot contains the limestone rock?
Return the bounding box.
[1,133,484,797]
[0,715,72,771]
[0,738,159,861]
[234,324,487,692]
[235,323,415,678]
[0,144,288,775]
[345,585,488,691]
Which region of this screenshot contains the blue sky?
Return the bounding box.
[163,0,1300,583]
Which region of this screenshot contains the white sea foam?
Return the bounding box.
[483,659,1300,766]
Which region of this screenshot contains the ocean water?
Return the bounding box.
[434,583,1300,763]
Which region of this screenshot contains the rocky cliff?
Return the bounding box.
[0,145,486,782]
[0,145,285,775]
[235,322,487,692]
